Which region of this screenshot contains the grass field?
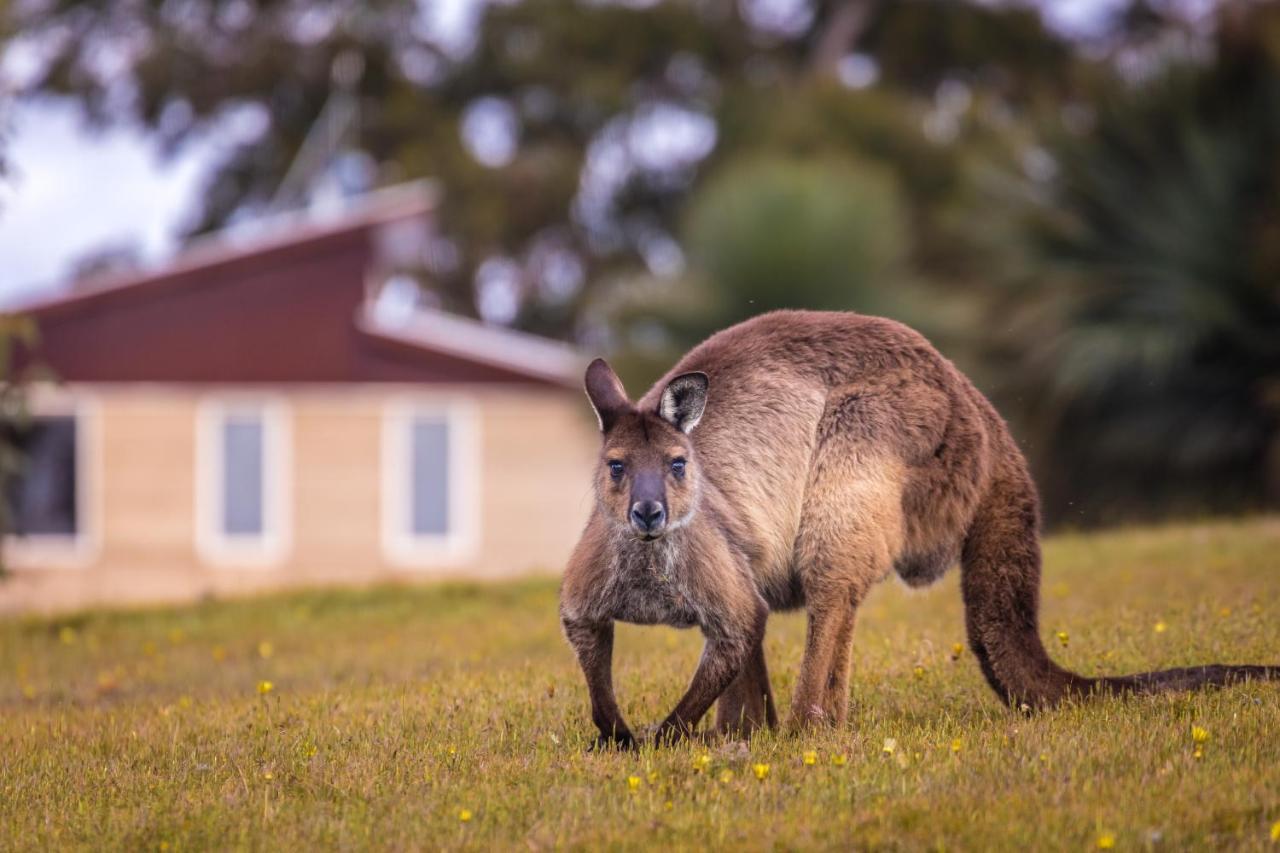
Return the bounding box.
[3,517,1280,851]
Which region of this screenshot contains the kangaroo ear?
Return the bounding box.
[658,372,709,434]
[584,358,631,432]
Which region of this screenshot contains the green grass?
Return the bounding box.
[3,517,1280,851]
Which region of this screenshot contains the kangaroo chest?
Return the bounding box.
[604,545,701,628]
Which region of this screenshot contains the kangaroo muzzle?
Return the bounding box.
[629,500,667,537]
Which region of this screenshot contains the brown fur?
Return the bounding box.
[560,310,1278,747]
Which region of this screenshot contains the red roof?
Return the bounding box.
[8,184,582,389]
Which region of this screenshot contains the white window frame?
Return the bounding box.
[381,398,479,569]
[3,387,101,570]
[194,396,291,568]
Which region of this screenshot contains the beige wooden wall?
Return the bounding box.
[0,383,599,614]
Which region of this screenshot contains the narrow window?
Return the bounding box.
[382,401,478,567]
[410,416,450,537]
[222,414,266,536]
[197,400,289,566]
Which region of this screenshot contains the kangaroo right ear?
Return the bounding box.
[658,371,709,433]
[584,358,631,432]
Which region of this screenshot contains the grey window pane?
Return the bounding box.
[3,416,78,536]
[411,418,450,536]
[223,417,264,536]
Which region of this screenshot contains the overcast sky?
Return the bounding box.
[0,100,215,306]
[0,0,1126,309]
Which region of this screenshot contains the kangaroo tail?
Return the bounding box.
[1094,665,1280,695]
[959,470,1278,709]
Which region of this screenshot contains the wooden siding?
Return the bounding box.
[0,384,598,613]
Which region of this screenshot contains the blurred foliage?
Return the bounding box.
[602,154,916,386]
[5,0,1072,331]
[687,156,907,318]
[0,315,38,575]
[971,2,1280,524]
[7,0,1280,524]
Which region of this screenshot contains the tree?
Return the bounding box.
[972,2,1280,523]
[9,0,1079,339]
[0,314,39,575]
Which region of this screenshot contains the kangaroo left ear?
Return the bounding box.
[658,372,709,434]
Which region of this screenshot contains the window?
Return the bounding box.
[1,395,99,568]
[223,415,266,536]
[409,417,451,536]
[382,400,478,567]
[196,399,290,567]
[4,416,79,537]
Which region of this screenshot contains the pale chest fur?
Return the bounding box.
[598,537,702,628]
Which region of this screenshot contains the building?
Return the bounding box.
[0,184,599,614]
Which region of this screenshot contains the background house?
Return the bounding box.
[1,183,599,614]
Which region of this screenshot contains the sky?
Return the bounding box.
[0,0,1127,309]
[0,100,214,306]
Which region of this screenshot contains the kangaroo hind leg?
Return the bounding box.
[789,389,906,730]
[715,633,779,738]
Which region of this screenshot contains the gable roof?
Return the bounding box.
[9,183,584,389]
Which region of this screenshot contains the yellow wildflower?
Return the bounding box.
[1191,725,1210,744]
[951,642,965,660]
[802,750,818,766]
[1269,819,1280,842]
[1097,831,1115,849]
[664,800,673,811]
[627,775,641,792]
[458,809,472,823]
[913,665,926,679]
[693,753,712,773]
[951,738,963,754]
[1056,630,1069,648]
[831,754,847,767]
[719,769,734,784]
[21,684,36,700]
[647,770,659,784]
[752,763,770,781]
[256,680,274,695]
[882,737,898,756]
[1219,606,1232,618]
[257,641,274,659]
[1154,620,1167,634]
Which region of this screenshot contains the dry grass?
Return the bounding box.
[2,516,1280,851]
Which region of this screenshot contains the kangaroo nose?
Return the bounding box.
[630,500,666,534]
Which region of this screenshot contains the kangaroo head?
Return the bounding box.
[583,358,709,542]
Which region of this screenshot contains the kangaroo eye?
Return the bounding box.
[608,460,624,480]
[670,458,686,477]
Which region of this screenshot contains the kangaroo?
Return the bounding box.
[559,310,1278,748]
